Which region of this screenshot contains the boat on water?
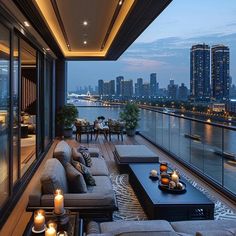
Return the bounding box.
[184,134,201,141]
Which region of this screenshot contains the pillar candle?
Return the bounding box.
[54,189,64,214]
[34,210,45,231]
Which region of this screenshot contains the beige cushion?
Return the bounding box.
[53,140,72,165]
[64,162,87,193]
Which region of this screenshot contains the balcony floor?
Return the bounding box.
[1,134,236,235]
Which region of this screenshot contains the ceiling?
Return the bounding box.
[12,0,172,60]
[34,0,135,58]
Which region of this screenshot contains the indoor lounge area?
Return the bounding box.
[0,0,236,236]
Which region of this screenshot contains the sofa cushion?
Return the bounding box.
[64,162,87,193]
[72,147,86,165]
[196,229,234,236]
[73,160,96,186]
[40,158,68,194]
[117,232,179,236]
[89,157,109,176]
[53,140,72,165]
[100,220,174,235]
[41,176,115,207]
[88,147,100,157]
[86,221,100,234]
[171,220,236,235]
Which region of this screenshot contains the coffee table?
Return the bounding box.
[129,163,214,221]
[23,212,83,236]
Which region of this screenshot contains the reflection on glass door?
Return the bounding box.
[20,39,37,176]
[0,23,10,208]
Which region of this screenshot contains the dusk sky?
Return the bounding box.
[68,0,236,92]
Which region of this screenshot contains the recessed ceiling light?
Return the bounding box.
[46,48,50,51]
[119,0,123,5]
[83,41,87,45]
[83,21,88,26]
[24,21,30,27]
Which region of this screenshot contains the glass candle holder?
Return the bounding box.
[45,221,57,236]
[33,209,45,232]
[160,162,168,173]
[54,189,64,215]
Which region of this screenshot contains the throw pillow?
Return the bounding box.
[196,230,233,236]
[86,221,100,234]
[64,162,87,193]
[78,145,88,151]
[72,160,96,186]
[72,147,86,165]
[80,149,92,167]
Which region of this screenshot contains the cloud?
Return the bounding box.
[121,58,167,72]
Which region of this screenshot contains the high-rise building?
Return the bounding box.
[116,76,124,97]
[121,80,133,98]
[136,78,143,97]
[98,79,104,96]
[102,80,115,96]
[211,45,230,101]
[178,83,188,101]
[109,80,115,96]
[168,79,178,100]
[142,83,150,97]
[150,73,157,96]
[190,44,210,101]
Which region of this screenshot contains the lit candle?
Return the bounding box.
[34,210,45,231]
[54,189,64,214]
[160,162,168,172]
[171,171,179,183]
[45,225,56,236]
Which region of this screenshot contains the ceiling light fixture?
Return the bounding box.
[119,0,123,5]
[46,48,50,51]
[83,21,88,26]
[24,21,30,27]
[83,41,87,45]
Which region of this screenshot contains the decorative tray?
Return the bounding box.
[149,175,159,181]
[158,181,186,194]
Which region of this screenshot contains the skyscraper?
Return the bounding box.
[121,80,133,98]
[150,73,157,96]
[98,79,104,96]
[211,45,230,101]
[178,83,188,101]
[168,80,178,100]
[116,76,124,97]
[190,44,210,101]
[136,78,143,97]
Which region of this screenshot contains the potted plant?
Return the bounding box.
[57,104,78,138]
[119,102,140,136]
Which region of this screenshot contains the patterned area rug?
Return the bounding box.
[110,173,236,221]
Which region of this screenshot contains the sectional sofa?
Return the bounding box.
[86,219,236,236]
[28,140,117,220]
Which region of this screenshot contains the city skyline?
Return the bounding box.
[68,0,236,91]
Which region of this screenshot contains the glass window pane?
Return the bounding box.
[13,35,19,184]
[0,23,10,208]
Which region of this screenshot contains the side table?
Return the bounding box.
[23,212,83,236]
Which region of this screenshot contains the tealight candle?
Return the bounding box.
[46,222,57,236]
[171,171,179,183]
[34,210,45,231]
[57,231,68,236]
[54,189,64,215]
[161,177,170,185]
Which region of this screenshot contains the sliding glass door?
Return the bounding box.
[0,23,10,208]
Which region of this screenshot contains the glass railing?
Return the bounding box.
[74,102,236,199]
[139,108,236,198]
